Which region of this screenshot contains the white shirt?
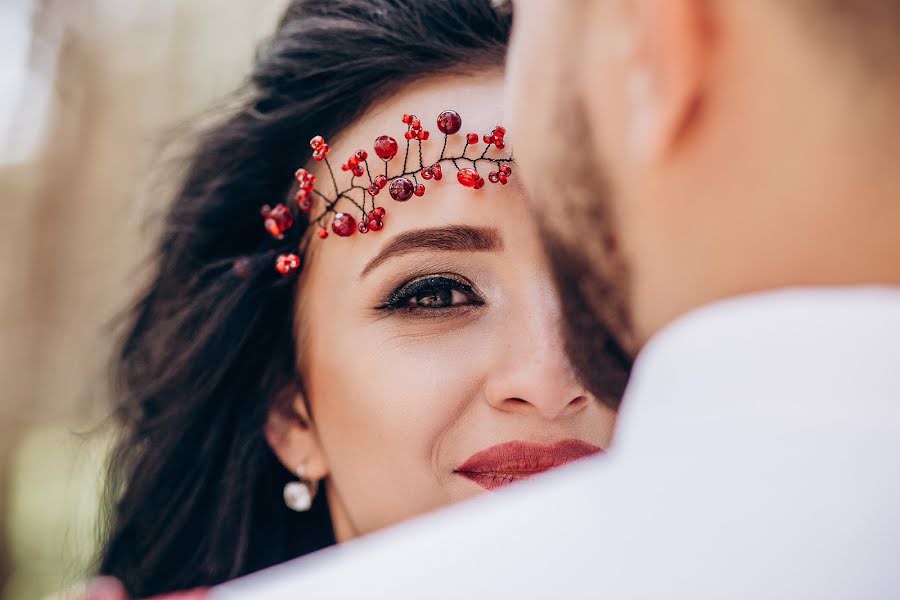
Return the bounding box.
[216,287,900,599]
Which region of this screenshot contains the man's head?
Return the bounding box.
[507,0,900,361]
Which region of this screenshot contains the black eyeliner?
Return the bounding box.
[376,274,483,311]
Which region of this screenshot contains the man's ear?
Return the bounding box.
[624,0,710,162]
[265,391,330,481]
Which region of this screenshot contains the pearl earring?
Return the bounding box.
[283,464,319,512]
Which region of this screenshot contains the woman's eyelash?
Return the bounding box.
[377,274,484,311]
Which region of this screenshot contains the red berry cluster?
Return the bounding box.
[294,167,316,212]
[275,253,301,275]
[488,164,513,186]
[264,111,514,276]
[457,167,485,189]
[340,149,368,177]
[310,135,330,161]
[261,203,294,240]
[402,114,430,141]
[483,125,506,150]
[367,174,388,196]
[420,163,443,181]
[360,206,386,234]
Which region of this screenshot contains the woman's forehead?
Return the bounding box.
[321,74,508,165]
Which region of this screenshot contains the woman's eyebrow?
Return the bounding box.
[360,225,503,278]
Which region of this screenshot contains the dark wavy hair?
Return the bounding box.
[98,1,511,595]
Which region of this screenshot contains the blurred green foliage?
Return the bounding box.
[3,424,112,600]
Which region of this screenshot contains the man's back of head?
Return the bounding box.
[507,0,900,356]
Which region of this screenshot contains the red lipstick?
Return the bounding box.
[455,439,603,491]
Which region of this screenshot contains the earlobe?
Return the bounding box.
[264,391,330,481]
[626,0,707,162]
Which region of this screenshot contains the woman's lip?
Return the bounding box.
[455,439,604,490]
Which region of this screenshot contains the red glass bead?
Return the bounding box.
[356,150,368,161]
[495,125,506,136]
[358,220,369,234]
[483,135,492,145]
[317,228,329,239]
[488,171,500,184]
[421,167,433,180]
[457,168,479,188]
[431,163,442,180]
[275,253,301,275]
[348,156,359,168]
[374,135,398,161]
[499,164,512,176]
[341,163,350,171]
[261,204,294,239]
[466,133,479,145]
[296,189,312,211]
[411,118,421,130]
[312,144,329,161]
[309,135,325,150]
[374,175,388,189]
[367,208,385,231]
[368,184,380,196]
[389,177,414,201]
[499,174,509,185]
[402,114,413,125]
[295,168,315,187]
[414,184,425,196]
[331,212,356,237]
[436,110,462,135]
[417,130,429,141]
[474,176,485,190]
[264,220,281,239]
[404,131,414,140]
[352,166,365,177]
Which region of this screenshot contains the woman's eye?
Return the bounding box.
[379,275,483,312]
[408,286,468,308]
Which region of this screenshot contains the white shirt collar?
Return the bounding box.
[615,286,900,454]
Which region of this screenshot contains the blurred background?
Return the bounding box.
[0,1,288,597]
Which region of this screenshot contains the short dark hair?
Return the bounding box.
[98,1,510,596]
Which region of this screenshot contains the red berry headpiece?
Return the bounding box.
[266,110,513,275]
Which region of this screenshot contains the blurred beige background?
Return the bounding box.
[0,1,288,598]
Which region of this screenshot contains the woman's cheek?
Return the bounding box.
[308,325,487,532]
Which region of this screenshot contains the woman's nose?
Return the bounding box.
[483,307,593,421]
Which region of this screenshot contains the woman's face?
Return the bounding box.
[267,74,617,541]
